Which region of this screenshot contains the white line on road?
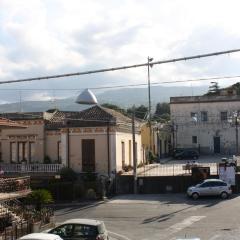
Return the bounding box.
[209,234,221,240]
[167,216,206,234]
[108,231,132,240]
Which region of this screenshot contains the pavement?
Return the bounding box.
[54,193,240,240]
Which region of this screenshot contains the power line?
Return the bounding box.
[0,74,240,91]
[0,48,240,85]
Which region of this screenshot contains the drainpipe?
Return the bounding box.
[107,123,110,176]
[67,128,70,168]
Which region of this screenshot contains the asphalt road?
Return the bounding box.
[54,194,240,240]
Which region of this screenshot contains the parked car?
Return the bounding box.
[187,179,232,200]
[19,233,63,240]
[174,149,199,160]
[47,219,109,240]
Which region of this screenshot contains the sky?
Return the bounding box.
[1,0,240,103]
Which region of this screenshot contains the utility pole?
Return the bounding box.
[147,57,153,153]
[132,105,137,194]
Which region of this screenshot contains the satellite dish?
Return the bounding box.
[75,89,98,105]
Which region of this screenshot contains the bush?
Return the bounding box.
[86,189,97,200]
[59,167,77,182]
[44,156,52,164]
[123,165,133,172]
[26,189,53,211]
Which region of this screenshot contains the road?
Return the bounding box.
[54,194,240,240]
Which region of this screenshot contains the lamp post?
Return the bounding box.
[147,57,154,153]
[228,111,240,155]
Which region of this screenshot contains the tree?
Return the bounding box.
[101,103,127,115]
[127,105,148,119]
[155,102,170,116]
[59,167,77,182]
[27,189,53,211]
[207,82,220,95]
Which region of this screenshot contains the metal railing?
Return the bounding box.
[0,164,63,174]
[123,163,218,176]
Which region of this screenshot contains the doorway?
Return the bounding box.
[213,136,220,154]
[82,139,95,172]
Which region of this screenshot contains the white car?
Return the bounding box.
[47,219,109,240]
[187,179,232,200]
[19,233,63,240]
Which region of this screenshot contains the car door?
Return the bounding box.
[198,181,213,196]
[49,224,74,240]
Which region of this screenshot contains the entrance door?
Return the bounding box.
[82,139,95,172]
[213,137,220,154]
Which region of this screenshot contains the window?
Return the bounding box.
[129,140,132,165]
[201,111,208,122]
[192,136,198,144]
[191,112,198,119]
[121,141,125,168]
[57,141,62,163]
[10,142,17,163]
[29,142,35,163]
[72,224,98,237]
[50,224,74,238]
[221,111,228,121]
[18,142,28,162]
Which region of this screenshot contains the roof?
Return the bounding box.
[0,112,43,120]
[63,218,103,226]
[0,117,27,129]
[19,233,62,240]
[170,95,240,104]
[46,105,134,130]
[203,179,223,182]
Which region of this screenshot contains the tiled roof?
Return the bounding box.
[0,117,27,129]
[0,112,43,120]
[46,105,133,130]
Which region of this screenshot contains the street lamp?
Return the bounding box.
[147,57,154,153]
[228,111,240,155]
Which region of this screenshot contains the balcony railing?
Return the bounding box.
[0,164,63,174]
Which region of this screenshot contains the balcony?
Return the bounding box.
[0,163,63,175]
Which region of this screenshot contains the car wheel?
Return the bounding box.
[192,192,199,200]
[220,191,228,199]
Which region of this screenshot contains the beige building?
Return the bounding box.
[0,105,142,174]
[170,95,240,155]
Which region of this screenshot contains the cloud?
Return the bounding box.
[1,0,240,102]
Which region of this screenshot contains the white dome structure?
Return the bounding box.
[75,89,98,105]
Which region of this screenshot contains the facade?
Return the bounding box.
[170,95,240,155]
[0,106,142,174]
[141,123,172,161]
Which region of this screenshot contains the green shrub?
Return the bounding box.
[27,189,53,211]
[59,167,77,182]
[44,156,52,164]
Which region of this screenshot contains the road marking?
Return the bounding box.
[209,234,221,240]
[167,216,206,234]
[108,231,132,240]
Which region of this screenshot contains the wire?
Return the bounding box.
[0,48,240,85]
[0,74,240,91]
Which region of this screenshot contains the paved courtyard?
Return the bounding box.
[55,193,240,240]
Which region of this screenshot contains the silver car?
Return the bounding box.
[187,179,232,200]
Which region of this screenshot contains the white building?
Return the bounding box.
[170,95,240,155]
